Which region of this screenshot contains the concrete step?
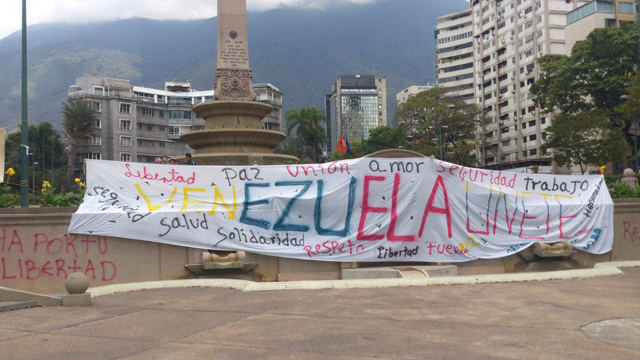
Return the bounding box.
[341,265,457,280]
[0,300,37,312]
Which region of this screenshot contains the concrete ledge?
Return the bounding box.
[87,261,640,298]
[0,300,37,312]
[0,287,62,306]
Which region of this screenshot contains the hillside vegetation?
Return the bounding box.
[0,0,467,129]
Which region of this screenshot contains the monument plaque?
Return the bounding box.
[214,0,256,101]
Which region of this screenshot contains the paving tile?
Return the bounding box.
[0,328,34,342]
[178,313,640,360]
[0,302,143,332]
[121,342,383,360]
[53,308,250,342]
[0,333,157,360]
[262,285,612,330]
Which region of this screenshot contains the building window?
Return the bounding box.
[138,123,143,130]
[120,119,132,130]
[120,153,132,162]
[94,119,101,129]
[90,135,101,145]
[81,153,102,160]
[158,110,165,119]
[169,110,192,119]
[120,136,132,147]
[529,134,537,141]
[540,117,546,124]
[93,86,105,96]
[529,120,536,127]
[159,142,166,148]
[142,108,155,117]
[536,15,542,23]
[148,125,153,131]
[88,101,101,112]
[119,103,131,114]
[619,2,635,14]
[159,126,165,132]
[529,149,537,156]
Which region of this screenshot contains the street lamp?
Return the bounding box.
[517,129,528,173]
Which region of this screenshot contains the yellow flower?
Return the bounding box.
[42,181,51,188]
[5,168,15,176]
[79,182,85,187]
[600,165,606,174]
[75,178,81,184]
[41,188,45,193]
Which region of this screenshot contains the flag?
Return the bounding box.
[336,136,347,155]
[345,137,354,156]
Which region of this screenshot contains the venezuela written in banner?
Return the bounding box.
[69,158,613,262]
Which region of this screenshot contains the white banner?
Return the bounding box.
[69,158,613,262]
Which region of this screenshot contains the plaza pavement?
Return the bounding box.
[0,267,639,359]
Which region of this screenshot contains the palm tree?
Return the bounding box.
[61,100,98,183]
[285,107,327,163]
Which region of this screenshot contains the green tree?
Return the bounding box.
[61,100,99,183]
[275,138,306,159]
[362,125,406,154]
[394,87,482,165]
[532,22,639,116]
[540,111,628,174]
[285,107,328,163]
[4,122,68,193]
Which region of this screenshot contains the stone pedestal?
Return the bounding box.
[62,293,91,307]
[621,168,638,188]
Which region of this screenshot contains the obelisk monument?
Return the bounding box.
[181,0,297,165]
[214,0,255,101]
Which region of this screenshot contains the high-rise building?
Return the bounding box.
[436,0,582,173]
[68,75,283,176]
[434,9,476,103]
[396,84,435,106]
[325,75,387,152]
[565,1,637,54]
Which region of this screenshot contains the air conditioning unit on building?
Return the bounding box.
[499,94,503,98]
[511,76,515,80]
[538,51,543,56]
[510,35,514,40]
[512,89,516,94]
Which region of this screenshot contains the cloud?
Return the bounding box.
[0,0,385,40]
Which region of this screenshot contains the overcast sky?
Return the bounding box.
[0,0,387,40]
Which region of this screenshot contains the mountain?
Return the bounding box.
[0,0,468,131]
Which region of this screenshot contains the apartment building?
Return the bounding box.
[436,0,586,173]
[325,75,387,152]
[434,9,476,103]
[566,0,637,53]
[396,84,435,106]
[68,75,283,176]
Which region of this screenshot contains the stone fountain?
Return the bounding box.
[181,0,297,165]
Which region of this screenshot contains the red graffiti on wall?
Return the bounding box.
[0,228,117,282]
